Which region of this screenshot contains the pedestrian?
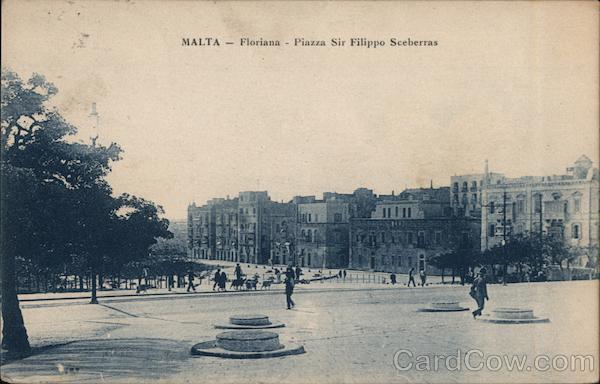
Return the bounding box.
[408,267,416,287]
[470,268,489,318]
[419,269,427,286]
[187,270,196,292]
[235,263,243,281]
[295,265,302,281]
[285,267,295,309]
[213,268,221,291]
[338,270,343,278]
[343,270,347,279]
[219,271,227,292]
[390,273,397,285]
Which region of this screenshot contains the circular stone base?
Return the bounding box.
[191,340,305,359]
[216,330,281,352]
[478,315,550,324]
[417,302,469,312]
[230,315,271,326]
[418,307,470,312]
[214,321,285,330]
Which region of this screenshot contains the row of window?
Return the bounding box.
[488,223,582,239]
[381,206,412,218]
[354,230,445,246]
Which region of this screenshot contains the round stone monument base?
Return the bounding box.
[418,302,469,312]
[214,322,285,329]
[479,307,550,324]
[190,340,305,359]
[214,314,285,329]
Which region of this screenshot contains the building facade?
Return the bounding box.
[451,162,505,218]
[296,200,350,269]
[349,187,480,274]
[481,156,599,263]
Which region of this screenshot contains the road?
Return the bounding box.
[2,280,598,383]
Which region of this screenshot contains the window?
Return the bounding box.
[382,208,386,218]
[489,224,495,237]
[435,231,442,244]
[395,206,399,217]
[407,232,413,244]
[572,224,580,239]
[308,213,312,222]
[407,208,412,218]
[517,199,525,214]
[489,202,495,214]
[574,198,581,213]
[403,208,406,218]
[388,208,392,218]
[313,230,318,243]
[253,208,256,214]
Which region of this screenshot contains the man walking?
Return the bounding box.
[471,268,489,318]
[234,263,243,282]
[419,269,427,286]
[408,267,416,287]
[294,265,302,282]
[187,270,196,292]
[285,266,295,309]
[212,268,221,291]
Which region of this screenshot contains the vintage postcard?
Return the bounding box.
[1,1,598,383]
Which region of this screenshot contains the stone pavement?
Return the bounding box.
[2,280,598,383]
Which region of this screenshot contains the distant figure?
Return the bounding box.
[419,269,427,286]
[219,271,227,292]
[213,269,221,291]
[390,273,397,285]
[285,267,296,309]
[295,265,302,281]
[274,268,281,283]
[470,268,489,318]
[408,268,416,287]
[343,270,347,279]
[186,270,196,292]
[338,270,343,278]
[235,263,243,281]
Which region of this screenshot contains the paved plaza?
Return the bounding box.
[2,280,598,383]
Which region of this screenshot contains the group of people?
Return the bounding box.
[387,268,427,287]
[212,268,228,292]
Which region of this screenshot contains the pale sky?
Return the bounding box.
[3,1,598,220]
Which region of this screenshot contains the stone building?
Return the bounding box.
[481,156,599,260]
[349,187,480,274]
[296,199,351,269]
[451,161,505,218]
[267,201,297,266]
[188,191,296,264]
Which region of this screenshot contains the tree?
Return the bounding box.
[1,70,119,352]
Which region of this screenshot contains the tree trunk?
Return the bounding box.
[1,253,31,354]
[90,271,98,304]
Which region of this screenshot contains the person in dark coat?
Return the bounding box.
[294,265,302,281]
[285,267,295,309]
[471,268,489,318]
[408,268,416,287]
[419,269,427,286]
[212,269,221,291]
[235,263,243,281]
[390,273,397,285]
[186,270,196,292]
[219,271,227,291]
